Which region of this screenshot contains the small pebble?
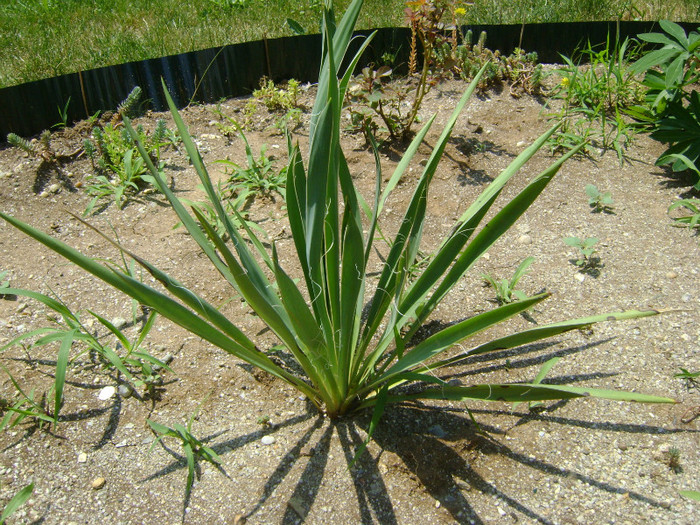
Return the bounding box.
[517,234,532,245]
[91,477,106,490]
[111,317,127,329]
[666,271,678,279]
[117,384,132,398]
[261,435,276,445]
[47,183,61,194]
[428,424,447,438]
[98,386,116,401]
[77,452,87,463]
[574,273,585,282]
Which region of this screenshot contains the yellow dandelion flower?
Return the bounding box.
[455,7,467,16]
[561,77,570,87]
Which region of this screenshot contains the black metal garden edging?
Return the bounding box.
[1,21,697,138]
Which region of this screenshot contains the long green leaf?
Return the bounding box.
[0,212,317,399]
[428,308,662,371]
[371,293,550,388]
[70,212,257,352]
[0,482,34,524]
[362,383,676,408]
[404,142,584,340]
[157,86,278,306]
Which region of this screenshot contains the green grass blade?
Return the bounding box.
[513,357,560,410]
[0,287,76,322]
[349,384,387,468]
[0,482,34,523]
[89,310,132,351]
[679,490,700,501]
[53,331,74,425]
[1,328,62,352]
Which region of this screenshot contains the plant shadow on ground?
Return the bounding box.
[129,337,698,524]
[447,136,511,186]
[652,165,700,199]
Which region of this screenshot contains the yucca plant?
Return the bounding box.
[0,0,674,432]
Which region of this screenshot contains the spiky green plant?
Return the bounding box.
[0,1,674,432]
[112,86,142,125]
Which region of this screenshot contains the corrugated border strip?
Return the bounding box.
[1,21,697,138]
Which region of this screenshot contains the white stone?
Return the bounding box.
[98,386,116,400]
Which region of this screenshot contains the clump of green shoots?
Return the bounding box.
[7,130,56,166]
[482,256,534,304]
[216,129,287,203]
[83,102,175,214]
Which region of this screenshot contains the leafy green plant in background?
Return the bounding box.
[564,236,600,270]
[650,90,700,188]
[253,78,301,112]
[548,35,644,161]
[668,198,700,231]
[346,5,542,142]
[0,482,34,525]
[630,21,700,189]
[451,30,543,94]
[585,183,614,213]
[482,256,535,305]
[83,111,175,214]
[0,0,674,447]
[216,129,287,203]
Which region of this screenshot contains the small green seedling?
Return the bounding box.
[668,199,700,230]
[482,256,534,304]
[52,96,71,129]
[564,236,599,269]
[0,482,34,525]
[585,184,614,213]
[147,400,221,502]
[675,367,700,386]
[667,446,682,473]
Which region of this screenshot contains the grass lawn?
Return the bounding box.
[1,0,699,88]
